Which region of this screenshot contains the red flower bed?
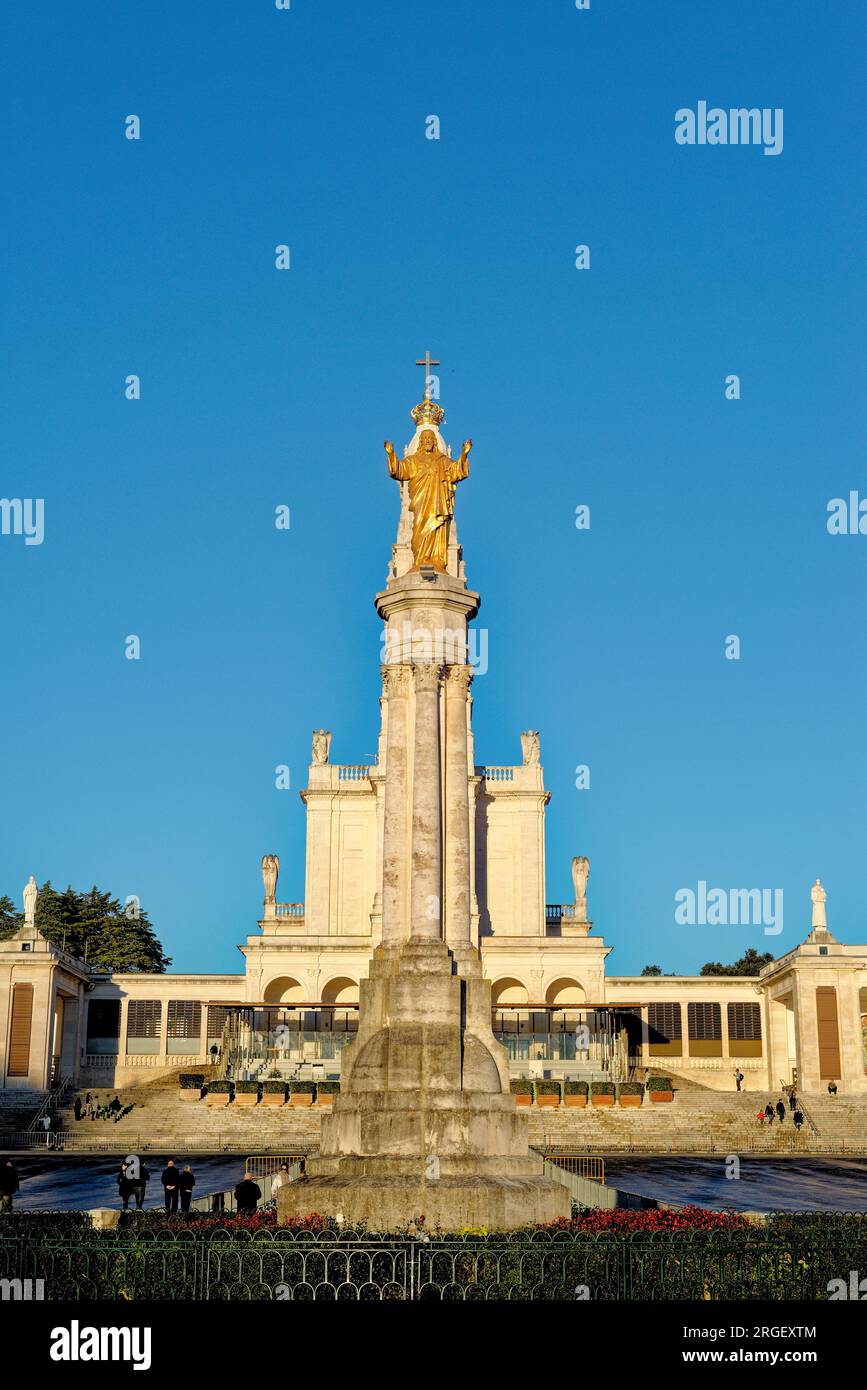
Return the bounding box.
[544,1205,750,1234]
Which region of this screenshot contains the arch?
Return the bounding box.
[545,977,587,1007]
[321,976,359,1006]
[263,976,306,1005]
[491,977,529,1007]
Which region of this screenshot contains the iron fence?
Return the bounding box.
[1,1224,865,1300]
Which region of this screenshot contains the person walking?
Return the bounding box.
[828,1080,838,1097]
[161,1159,180,1214]
[734,1070,744,1092]
[84,1092,93,1119]
[109,1096,122,1119]
[0,1159,19,1214]
[756,1109,766,1125]
[73,1096,82,1122]
[764,1102,774,1125]
[234,1172,262,1216]
[789,1090,797,1112]
[775,1099,785,1124]
[179,1165,196,1215]
[793,1109,804,1132]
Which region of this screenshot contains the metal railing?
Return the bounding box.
[538,1153,606,1183]
[27,1077,72,1133]
[2,1225,865,1300]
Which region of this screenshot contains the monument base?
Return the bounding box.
[277,1167,569,1233]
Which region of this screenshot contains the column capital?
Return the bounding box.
[380,663,413,697]
[444,664,474,696]
[413,662,443,695]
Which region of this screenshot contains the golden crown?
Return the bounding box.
[410,398,445,427]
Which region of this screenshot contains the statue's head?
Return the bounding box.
[419,429,437,453]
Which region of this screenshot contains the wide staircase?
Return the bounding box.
[527,1085,867,1154]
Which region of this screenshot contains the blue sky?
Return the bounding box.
[1,1,863,975]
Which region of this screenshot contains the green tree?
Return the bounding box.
[640,964,663,976]
[0,881,171,972]
[700,947,774,977]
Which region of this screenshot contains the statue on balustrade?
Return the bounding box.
[311,730,332,764]
[261,854,279,906]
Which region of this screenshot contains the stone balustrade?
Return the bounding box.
[274,903,305,918]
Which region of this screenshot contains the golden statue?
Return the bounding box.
[384,421,472,573]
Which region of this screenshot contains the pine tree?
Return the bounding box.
[0,881,171,971]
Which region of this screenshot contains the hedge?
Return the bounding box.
[179,1074,204,1090]
[206,1079,232,1094]
[263,1081,286,1095]
[564,1080,588,1095]
[289,1080,316,1094]
[510,1079,533,1095]
[590,1081,615,1095]
[317,1081,340,1095]
[234,1080,259,1094]
[536,1081,561,1096]
[646,1075,674,1093]
[618,1082,645,1096]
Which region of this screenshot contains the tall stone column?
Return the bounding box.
[380,664,411,948]
[444,665,473,948]
[410,662,443,942]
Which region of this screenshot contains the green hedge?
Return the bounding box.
[235,1080,259,1095]
[290,1080,316,1094]
[536,1081,561,1096]
[646,1075,674,1093]
[564,1080,588,1095]
[207,1079,232,1094]
[618,1082,645,1096]
[263,1081,286,1095]
[179,1074,204,1090]
[510,1079,533,1095]
[590,1081,615,1096]
[317,1081,340,1095]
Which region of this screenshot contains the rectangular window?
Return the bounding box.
[8,984,34,1077]
[688,1001,722,1057]
[647,1002,682,1057]
[126,1000,161,1053]
[86,999,121,1055]
[688,1002,722,1040]
[727,1002,762,1041]
[167,1000,201,1040]
[207,1006,233,1044]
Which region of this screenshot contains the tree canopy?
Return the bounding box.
[0,881,171,973]
[699,947,774,977]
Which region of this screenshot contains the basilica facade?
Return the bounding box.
[3,393,866,1101]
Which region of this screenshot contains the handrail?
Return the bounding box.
[27,1077,72,1133]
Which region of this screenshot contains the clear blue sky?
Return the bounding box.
[2,2,863,975]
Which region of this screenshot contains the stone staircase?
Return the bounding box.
[525,1087,867,1154]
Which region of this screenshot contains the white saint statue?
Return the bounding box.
[811,878,827,930]
[23,874,38,928]
[520,730,540,765]
[571,856,590,920]
[312,729,332,765]
[261,854,279,906]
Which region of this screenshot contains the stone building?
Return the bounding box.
[2,394,866,1101]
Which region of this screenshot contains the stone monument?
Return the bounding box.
[278,369,570,1230]
[23,874,38,928]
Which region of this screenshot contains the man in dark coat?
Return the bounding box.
[179,1165,196,1215]
[161,1159,180,1213]
[775,1099,785,1123]
[234,1173,262,1216]
[0,1159,20,1213]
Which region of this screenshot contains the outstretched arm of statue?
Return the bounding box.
[453,438,472,481]
[384,440,402,479]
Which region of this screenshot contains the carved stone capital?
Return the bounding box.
[413,662,443,695]
[444,664,473,696]
[380,664,412,698]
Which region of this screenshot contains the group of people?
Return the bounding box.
[76,1093,128,1123]
[116,1157,197,1213]
[757,1093,805,1130]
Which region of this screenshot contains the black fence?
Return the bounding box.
[2,1223,865,1300]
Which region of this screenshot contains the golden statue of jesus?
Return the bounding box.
[384,429,472,571]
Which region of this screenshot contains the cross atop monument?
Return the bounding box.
[415,350,440,401]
